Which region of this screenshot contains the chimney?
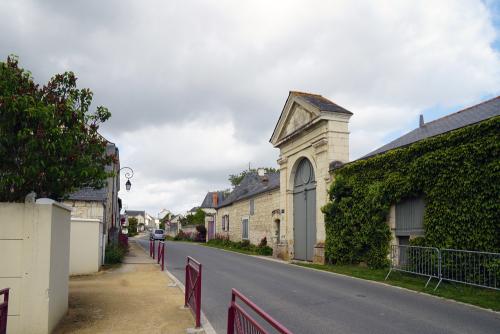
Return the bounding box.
[419,114,425,127]
[212,192,218,207]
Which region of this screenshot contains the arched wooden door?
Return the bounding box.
[293,158,316,261]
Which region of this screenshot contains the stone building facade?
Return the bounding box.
[216,186,280,247]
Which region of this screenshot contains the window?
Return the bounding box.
[222,215,229,231]
[249,199,255,215]
[242,217,249,239]
[274,219,280,241]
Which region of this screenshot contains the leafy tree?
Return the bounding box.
[228,167,278,187]
[127,217,138,236]
[192,208,206,225]
[0,55,113,202]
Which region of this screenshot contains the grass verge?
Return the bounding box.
[294,263,500,312]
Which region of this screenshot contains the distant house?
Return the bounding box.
[125,210,146,231]
[200,191,227,240]
[186,206,200,216]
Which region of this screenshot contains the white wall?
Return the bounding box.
[69,218,103,275]
[0,200,71,334]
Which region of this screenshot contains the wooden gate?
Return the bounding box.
[293,159,316,261]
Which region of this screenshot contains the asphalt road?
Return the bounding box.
[137,236,500,334]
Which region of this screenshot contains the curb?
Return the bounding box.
[134,238,217,334]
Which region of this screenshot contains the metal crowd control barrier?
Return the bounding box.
[0,288,9,334]
[386,245,440,288]
[185,256,202,328]
[227,289,293,334]
[440,249,499,290]
[386,245,500,291]
[157,241,165,271]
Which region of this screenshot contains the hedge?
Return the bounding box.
[322,116,500,268]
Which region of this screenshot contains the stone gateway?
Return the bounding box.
[213,91,352,263]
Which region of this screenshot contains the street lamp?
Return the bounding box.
[120,166,134,191]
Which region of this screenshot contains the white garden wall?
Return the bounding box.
[69,217,103,275]
[0,199,71,334]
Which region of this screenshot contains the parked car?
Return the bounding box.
[150,229,165,241]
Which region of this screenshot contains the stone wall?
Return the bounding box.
[216,189,281,247]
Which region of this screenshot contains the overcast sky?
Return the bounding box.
[1,0,499,216]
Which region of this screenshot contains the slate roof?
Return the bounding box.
[125,210,145,217]
[293,91,353,115]
[200,191,227,208]
[218,172,280,208]
[361,96,500,159]
[67,187,108,201]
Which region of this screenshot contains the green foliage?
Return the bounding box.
[105,243,127,264]
[323,117,500,268]
[0,55,113,201]
[183,208,206,226]
[229,167,278,186]
[127,217,138,237]
[206,234,273,255]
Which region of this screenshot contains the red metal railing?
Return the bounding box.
[157,241,165,271]
[0,288,9,334]
[185,256,202,328]
[227,289,293,334]
[149,239,155,259]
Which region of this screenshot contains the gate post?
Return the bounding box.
[227,292,236,334]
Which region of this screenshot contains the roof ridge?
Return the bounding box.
[423,95,500,127]
[290,90,323,97]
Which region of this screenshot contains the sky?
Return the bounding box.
[1,0,499,216]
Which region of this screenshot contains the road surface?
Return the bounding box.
[137,236,500,334]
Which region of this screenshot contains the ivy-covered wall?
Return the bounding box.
[322,116,500,268]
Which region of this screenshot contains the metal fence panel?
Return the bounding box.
[440,249,500,290]
[386,245,500,291]
[386,245,440,287]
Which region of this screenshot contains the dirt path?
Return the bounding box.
[55,240,195,334]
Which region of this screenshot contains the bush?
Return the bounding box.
[105,243,127,264]
[206,234,273,256]
[195,224,207,242]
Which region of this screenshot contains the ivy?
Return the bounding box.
[323,116,500,268]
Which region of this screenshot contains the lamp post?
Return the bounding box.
[120,166,134,191]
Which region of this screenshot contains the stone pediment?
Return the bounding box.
[282,103,315,139]
[270,93,321,146]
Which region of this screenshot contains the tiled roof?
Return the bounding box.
[361,96,500,159]
[67,187,107,201]
[125,210,145,216]
[200,191,227,208]
[218,172,280,208]
[292,91,353,115]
